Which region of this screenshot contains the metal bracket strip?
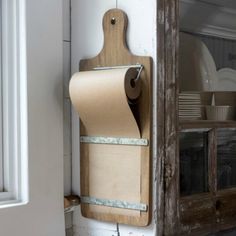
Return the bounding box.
[81,196,148,212]
[93,64,143,71]
[93,64,144,81]
[80,136,149,146]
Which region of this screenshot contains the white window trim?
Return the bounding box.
[0,0,28,207]
[0,0,3,193]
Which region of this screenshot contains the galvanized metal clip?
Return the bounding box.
[81,196,148,212]
[80,136,149,146]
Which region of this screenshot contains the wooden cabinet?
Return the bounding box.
[156,0,236,235]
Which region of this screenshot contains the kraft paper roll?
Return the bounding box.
[69,68,142,216]
[69,68,141,137]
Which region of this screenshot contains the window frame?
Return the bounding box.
[0,0,3,192]
[0,0,28,206]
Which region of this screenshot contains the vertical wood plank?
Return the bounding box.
[208,129,217,195]
[163,0,179,235]
[156,0,165,234]
[156,0,179,234]
[208,129,218,233]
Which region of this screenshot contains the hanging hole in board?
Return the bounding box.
[111,17,116,25]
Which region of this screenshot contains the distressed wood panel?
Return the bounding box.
[180,194,215,235]
[208,128,217,203]
[216,189,236,231]
[163,0,180,235]
[156,0,165,234]
[156,0,180,235]
[179,121,236,130]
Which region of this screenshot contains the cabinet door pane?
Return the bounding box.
[217,129,236,190]
[180,131,208,196]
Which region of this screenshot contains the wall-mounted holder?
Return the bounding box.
[76,8,152,226]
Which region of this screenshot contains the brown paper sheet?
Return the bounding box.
[69,68,142,216]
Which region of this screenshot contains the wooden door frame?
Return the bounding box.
[156,0,179,235]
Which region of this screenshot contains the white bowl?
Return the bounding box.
[206,105,236,121]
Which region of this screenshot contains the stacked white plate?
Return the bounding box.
[216,68,236,91]
[179,92,202,120]
[179,32,218,91]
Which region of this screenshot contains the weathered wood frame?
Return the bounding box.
[156,0,236,235]
[156,0,179,235]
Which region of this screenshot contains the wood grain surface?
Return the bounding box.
[79,9,152,226]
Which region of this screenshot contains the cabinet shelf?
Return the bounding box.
[179,120,236,130]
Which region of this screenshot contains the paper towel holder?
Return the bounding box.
[77,8,152,227]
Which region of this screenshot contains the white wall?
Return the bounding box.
[71,1,157,235]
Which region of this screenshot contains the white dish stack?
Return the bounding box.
[179,92,202,120]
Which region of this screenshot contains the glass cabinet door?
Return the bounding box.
[180,131,209,196]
